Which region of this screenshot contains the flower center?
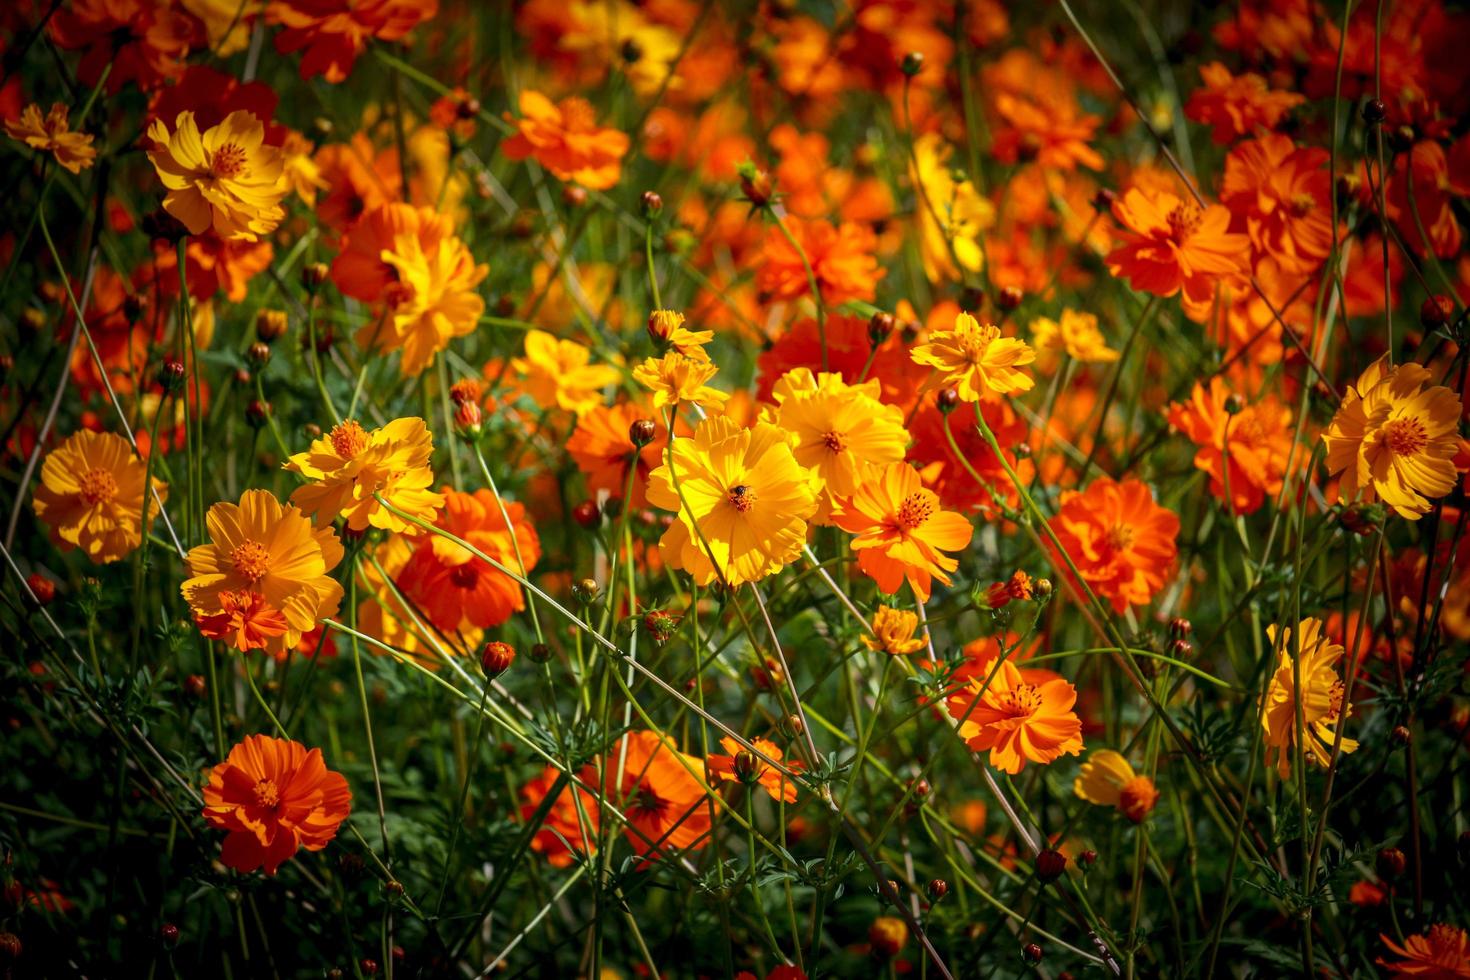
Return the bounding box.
[1382,417,1428,457]
[383,280,418,312]
[1426,924,1460,953]
[956,322,1000,363]
[1289,192,1316,215]
[230,541,272,583]
[329,420,370,459]
[997,682,1042,717]
[897,492,934,529]
[450,563,479,589]
[252,778,281,809]
[1105,524,1135,552]
[559,96,597,132]
[727,484,756,512]
[211,142,247,179]
[633,785,666,815]
[821,430,846,453]
[79,468,119,505]
[1167,203,1201,242]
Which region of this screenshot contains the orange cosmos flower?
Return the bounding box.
[313,134,402,235]
[1221,134,1333,276]
[756,314,928,411]
[1261,617,1358,779]
[266,0,438,83]
[707,736,802,804]
[33,430,167,565]
[590,730,710,861]
[990,90,1103,171]
[182,490,344,656]
[509,329,621,416]
[756,218,884,306]
[1386,137,1470,260]
[1048,477,1180,614]
[911,311,1036,400]
[567,403,667,507]
[502,90,629,190]
[1105,187,1248,321]
[332,203,488,376]
[398,489,541,634]
[196,590,290,652]
[1167,377,1297,515]
[907,398,1029,516]
[202,734,352,875]
[518,765,600,868]
[946,656,1084,774]
[146,111,287,241]
[1073,750,1159,822]
[833,461,974,602]
[285,418,443,534]
[5,103,97,173]
[1184,62,1306,145]
[862,605,927,656]
[1378,924,1470,978]
[49,0,195,94]
[1323,355,1462,520]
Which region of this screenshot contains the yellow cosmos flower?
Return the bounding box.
[284,418,444,534]
[512,330,621,415]
[5,103,96,174]
[768,368,908,518]
[182,490,344,656]
[146,110,287,241]
[180,0,261,55]
[1322,354,1462,520]
[911,312,1036,400]
[647,309,713,361]
[1073,750,1160,822]
[862,606,926,656]
[909,133,993,284]
[377,226,487,377]
[633,351,729,412]
[1260,617,1358,779]
[279,129,328,206]
[33,430,167,564]
[645,415,817,587]
[1030,309,1120,366]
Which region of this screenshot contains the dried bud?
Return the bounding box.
[1361,99,1386,124]
[573,578,600,604]
[562,184,587,208]
[184,674,207,699]
[302,262,329,290]
[937,388,960,414]
[247,342,272,367]
[1168,617,1193,640]
[479,641,516,679]
[1035,848,1067,883]
[1022,942,1043,964]
[641,190,663,215]
[529,643,552,664]
[1377,847,1407,880]
[997,285,1023,311]
[629,418,658,447]
[1391,724,1412,746]
[454,400,483,439]
[926,878,949,902]
[900,51,925,77]
[868,311,895,345]
[1420,294,1453,330]
[572,499,601,529]
[25,573,55,606]
[159,923,179,948]
[158,356,187,395]
[869,916,909,957]
[245,399,272,428]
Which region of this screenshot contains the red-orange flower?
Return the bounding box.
[1184,62,1306,145]
[1048,477,1180,613]
[588,730,711,861]
[707,736,802,804]
[202,734,351,875]
[49,0,197,94]
[1106,187,1248,322]
[518,765,600,868]
[757,218,884,306]
[501,90,629,190]
[566,403,668,508]
[1166,377,1297,515]
[1378,924,1470,978]
[1221,134,1333,276]
[946,656,1084,774]
[267,0,438,83]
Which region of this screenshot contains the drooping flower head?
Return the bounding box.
[1261,617,1358,779]
[946,656,1084,774]
[202,734,352,875]
[5,103,97,173]
[146,111,287,241]
[1048,477,1179,614]
[911,311,1036,400]
[33,430,167,565]
[645,415,818,587]
[1073,750,1159,822]
[285,418,444,534]
[833,461,974,602]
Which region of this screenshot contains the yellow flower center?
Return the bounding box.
[1105,524,1136,552]
[955,322,1000,364]
[997,682,1042,717]
[329,420,370,459]
[79,468,119,505]
[897,492,934,529]
[211,142,248,179]
[252,778,281,809]
[1382,417,1428,457]
[821,430,847,453]
[727,484,756,512]
[1167,203,1202,242]
[230,540,272,583]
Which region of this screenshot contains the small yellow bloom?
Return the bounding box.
[633,351,728,412]
[1322,354,1462,519]
[5,103,96,174]
[180,0,262,55]
[1260,618,1358,779]
[146,110,287,241]
[909,133,993,283]
[1073,750,1159,822]
[911,311,1036,400]
[284,418,444,534]
[33,430,166,564]
[279,129,328,206]
[647,309,713,360]
[512,329,621,415]
[1030,309,1120,365]
[862,606,926,656]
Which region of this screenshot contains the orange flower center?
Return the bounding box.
[211,142,247,179]
[1105,524,1136,552]
[231,540,272,583]
[633,785,667,815]
[79,468,119,505]
[450,563,479,588]
[1166,203,1201,242]
[821,430,846,453]
[329,420,370,459]
[1426,924,1462,954]
[996,682,1042,717]
[558,97,597,133]
[727,484,756,512]
[252,778,281,809]
[1289,192,1316,215]
[897,492,934,529]
[1382,417,1428,457]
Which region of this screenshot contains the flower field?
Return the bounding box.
[3,1,1470,977]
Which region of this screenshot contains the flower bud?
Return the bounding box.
[1035,848,1067,883]
[572,499,601,529]
[1168,617,1193,640]
[562,184,587,208]
[302,262,329,290]
[926,878,949,902]
[620,37,643,64]
[868,311,895,346]
[1361,98,1386,124]
[1420,294,1453,330]
[1168,638,1194,659]
[641,190,663,215]
[1022,942,1043,964]
[1079,849,1098,868]
[1092,187,1118,212]
[642,609,679,645]
[246,399,271,428]
[158,356,187,395]
[20,307,46,332]
[383,880,405,899]
[480,641,516,679]
[1033,578,1053,598]
[573,578,600,604]
[629,418,658,447]
[247,342,272,367]
[159,923,179,948]
[122,292,146,323]
[449,379,482,406]
[454,400,483,439]
[1224,393,1245,415]
[738,162,774,208]
[360,958,380,976]
[648,309,685,345]
[529,643,552,664]
[997,285,1023,311]
[185,674,207,699]
[0,932,21,963]
[1391,724,1412,746]
[937,388,960,414]
[732,750,762,784]
[1377,847,1406,880]
[25,573,55,606]
[900,51,924,77]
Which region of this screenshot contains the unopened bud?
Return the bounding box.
[641,191,663,215]
[479,641,515,679]
[937,388,960,414]
[1035,848,1067,883]
[302,262,329,290]
[997,286,1023,311]
[629,418,658,447]
[868,311,895,346]
[900,51,924,77]
[25,573,55,606]
[572,499,601,529]
[573,578,600,604]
